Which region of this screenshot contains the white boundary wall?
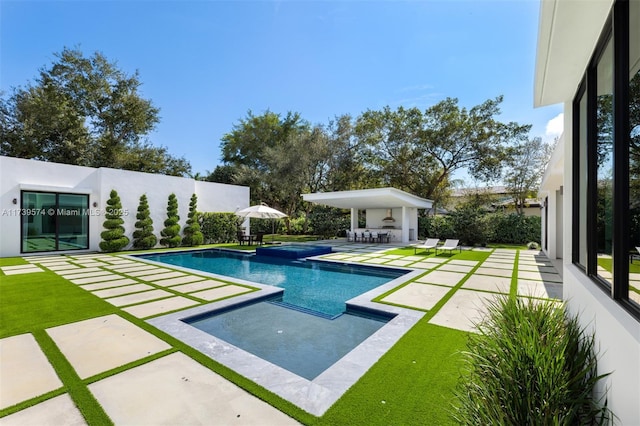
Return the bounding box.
[0,156,249,257]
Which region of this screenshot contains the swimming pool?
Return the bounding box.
[139,248,406,317]
[138,248,409,380]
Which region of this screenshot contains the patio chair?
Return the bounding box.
[631,246,640,264]
[413,238,440,254]
[346,230,356,242]
[362,231,371,243]
[254,232,265,246]
[436,239,460,255]
[236,231,250,246]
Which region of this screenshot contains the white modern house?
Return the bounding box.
[536,0,639,423]
[302,187,433,244]
[0,156,249,257]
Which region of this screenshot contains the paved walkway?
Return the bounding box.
[0,245,564,424]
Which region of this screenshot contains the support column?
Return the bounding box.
[350,208,358,232]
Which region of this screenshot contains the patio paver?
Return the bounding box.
[122,297,200,318]
[46,314,171,379]
[1,266,43,275]
[152,275,206,287]
[480,261,514,270]
[88,352,299,425]
[0,333,63,409]
[415,270,466,287]
[170,280,227,293]
[437,264,474,273]
[92,284,155,298]
[105,289,174,307]
[189,285,254,301]
[380,283,450,311]
[429,289,499,333]
[517,279,563,299]
[70,274,125,285]
[518,270,563,283]
[475,267,513,278]
[462,275,511,293]
[0,394,86,426]
[80,279,138,291]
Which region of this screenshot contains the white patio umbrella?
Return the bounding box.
[235,204,287,242]
[235,204,288,219]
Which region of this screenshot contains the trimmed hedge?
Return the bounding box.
[419,212,540,246]
[200,213,239,244]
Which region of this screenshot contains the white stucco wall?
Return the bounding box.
[0,156,249,257]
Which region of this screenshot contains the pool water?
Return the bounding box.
[186,302,388,380]
[138,248,408,380]
[139,249,405,317]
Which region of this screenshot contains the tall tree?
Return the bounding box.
[503,137,554,214]
[0,47,191,176]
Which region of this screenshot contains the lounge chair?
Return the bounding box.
[631,246,640,263]
[413,238,440,254]
[436,239,460,255]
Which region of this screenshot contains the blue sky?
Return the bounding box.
[1,0,563,179]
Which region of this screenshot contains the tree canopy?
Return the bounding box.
[0,47,191,176]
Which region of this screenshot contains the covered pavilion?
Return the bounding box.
[302,187,433,244]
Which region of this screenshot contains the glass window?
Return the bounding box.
[578,91,588,267]
[628,0,640,308]
[596,37,614,286]
[21,191,89,253]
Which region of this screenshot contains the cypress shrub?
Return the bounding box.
[132,194,157,249]
[182,193,204,247]
[160,193,181,248]
[99,189,130,252]
[454,296,613,425]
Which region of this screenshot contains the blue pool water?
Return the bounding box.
[139,249,406,317]
[138,248,408,379]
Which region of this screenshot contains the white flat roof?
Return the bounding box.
[302,187,433,209]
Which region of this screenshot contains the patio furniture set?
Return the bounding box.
[346,230,391,243]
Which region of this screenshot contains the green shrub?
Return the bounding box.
[308,206,350,238]
[454,296,612,425]
[99,189,130,252]
[132,194,157,249]
[200,212,240,244]
[160,193,181,248]
[182,193,204,247]
[491,213,541,244]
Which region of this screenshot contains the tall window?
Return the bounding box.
[21,191,89,253]
[596,37,614,286]
[572,0,640,319]
[628,0,640,308]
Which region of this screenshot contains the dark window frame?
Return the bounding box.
[572,0,639,320]
[20,190,90,254]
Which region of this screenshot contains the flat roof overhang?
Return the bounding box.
[534,0,613,107]
[302,187,433,210]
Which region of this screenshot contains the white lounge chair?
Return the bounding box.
[413,238,440,254]
[436,239,460,255]
[631,246,640,263]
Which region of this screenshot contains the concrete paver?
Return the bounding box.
[381,283,450,311]
[122,297,200,318]
[517,279,563,299]
[429,289,499,333]
[46,314,171,379]
[518,270,562,283]
[475,267,513,278]
[480,261,514,270]
[105,289,173,307]
[190,285,254,301]
[170,280,226,293]
[152,275,205,287]
[416,270,466,286]
[88,352,299,425]
[80,279,138,291]
[462,275,511,293]
[0,334,62,409]
[92,284,155,299]
[438,264,474,273]
[0,394,86,426]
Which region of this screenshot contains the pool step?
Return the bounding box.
[267,300,340,320]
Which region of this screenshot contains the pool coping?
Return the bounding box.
[140,253,424,416]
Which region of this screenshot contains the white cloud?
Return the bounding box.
[545,113,564,140]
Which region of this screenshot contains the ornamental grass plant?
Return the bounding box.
[454,296,613,426]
